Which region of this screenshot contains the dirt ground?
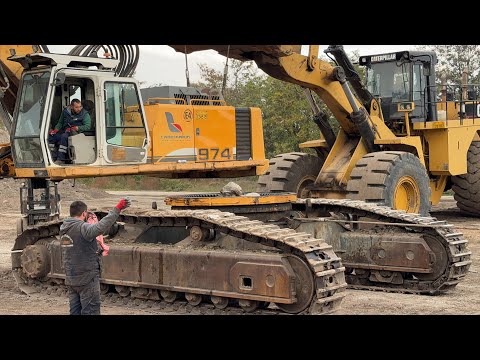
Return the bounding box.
[0,178,478,315]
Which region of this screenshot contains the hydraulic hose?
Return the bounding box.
[68,45,140,77]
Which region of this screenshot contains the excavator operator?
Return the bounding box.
[48,98,91,165]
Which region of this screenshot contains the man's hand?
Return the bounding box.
[49,129,59,135]
[70,125,78,132]
[115,197,131,211]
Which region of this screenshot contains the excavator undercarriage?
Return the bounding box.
[12,206,347,314]
[166,194,471,294]
[11,193,471,314]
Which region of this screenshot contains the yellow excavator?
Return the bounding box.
[0,45,268,225]
[0,45,472,314]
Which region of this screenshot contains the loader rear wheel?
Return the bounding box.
[346,151,431,215]
[256,152,324,198]
[452,141,480,215]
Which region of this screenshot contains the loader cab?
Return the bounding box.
[9,53,149,171]
[360,51,438,123]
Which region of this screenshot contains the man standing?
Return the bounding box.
[60,198,131,315]
[48,98,92,165]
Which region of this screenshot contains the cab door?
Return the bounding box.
[11,70,52,168]
[101,80,149,163]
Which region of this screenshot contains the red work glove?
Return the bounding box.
[71,125,78,132]
[115,197,131,211]
[65,127,71,133]
[49,129,59,135]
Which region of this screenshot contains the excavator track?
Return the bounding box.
[295,198,472,294]
[24,281,285,315]
[12,209,347,315]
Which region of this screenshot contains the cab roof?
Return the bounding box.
[8,52,119,71]
[359,50,437,65]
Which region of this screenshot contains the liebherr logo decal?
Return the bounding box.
[166,112,183,133]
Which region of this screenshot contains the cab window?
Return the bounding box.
[13,71,50,165]
[104,82,146,147]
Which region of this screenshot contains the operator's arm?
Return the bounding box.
[80,208,119,241]
[80,198,130,240]
[77,112,91,132]
[54,112,64,131]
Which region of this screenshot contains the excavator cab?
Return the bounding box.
[6,51,268,227]
[360,51,438,124]
[9,52,149,174]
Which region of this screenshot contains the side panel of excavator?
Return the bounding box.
[144,103,251,164]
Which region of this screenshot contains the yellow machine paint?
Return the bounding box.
[0,45,35,82]
[165,192,297,207]
[144,102,241,164]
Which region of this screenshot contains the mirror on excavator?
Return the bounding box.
[53,72,65,86]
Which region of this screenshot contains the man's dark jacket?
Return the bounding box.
[60,208,120,286]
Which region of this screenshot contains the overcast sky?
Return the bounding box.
[48,45,413,88]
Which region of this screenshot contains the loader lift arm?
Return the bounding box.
[170,45,388,147]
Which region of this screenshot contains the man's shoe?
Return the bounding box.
[54,160,65,165]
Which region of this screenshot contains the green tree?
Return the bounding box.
[418,45,480,83]
[192,59,258,105]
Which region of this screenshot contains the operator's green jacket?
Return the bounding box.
[54,107,91,133]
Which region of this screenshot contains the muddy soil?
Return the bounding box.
[0,183,478,315]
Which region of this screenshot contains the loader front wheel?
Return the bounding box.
[452,141,480,215]
[346,151,431,215]
[256,152,324,198]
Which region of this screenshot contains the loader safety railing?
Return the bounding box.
[410,83,480,127]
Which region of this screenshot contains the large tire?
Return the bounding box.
[451,141,480,215]
[346,151,431,215]
[256,152,324,198]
